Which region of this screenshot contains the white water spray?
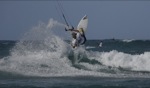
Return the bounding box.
[0,19,77,76]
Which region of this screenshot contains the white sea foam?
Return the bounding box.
[0,19,75,76]
[89,50,150,72]
[122,39,134,43]
[86,46,95,49]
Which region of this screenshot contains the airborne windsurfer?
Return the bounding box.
[68,27,87,48]
[56,1,88,48]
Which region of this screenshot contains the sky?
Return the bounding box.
[0,1,150,40]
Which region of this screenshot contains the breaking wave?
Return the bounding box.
[0,19,150,78]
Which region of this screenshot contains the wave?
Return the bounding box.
[122,39,150,43]
[122,39,135,43]
[0,19,150,78]
[89,50,150,72]
[86,46,96,49]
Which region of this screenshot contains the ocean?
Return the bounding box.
[0,19,150,88]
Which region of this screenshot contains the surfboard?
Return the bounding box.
[77,15,88,32]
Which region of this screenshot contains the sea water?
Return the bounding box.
[0,19,150,88]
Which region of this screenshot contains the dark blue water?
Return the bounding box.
[85,39,150,54]
[1,77,150,88]
[0,40,150,88]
